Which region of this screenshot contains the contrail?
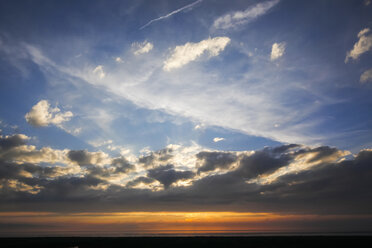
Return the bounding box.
[140,0,203,29]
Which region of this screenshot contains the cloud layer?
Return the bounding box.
[1,133,372,214]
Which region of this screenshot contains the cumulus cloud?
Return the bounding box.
[213,137,225,142]
[93,65,105,79]
[25,100,73,127]
[345,28,372,63]
[360,67,372,83]
[270,42,286,60]
[212,0,280,30]
[133,41,154,55]
[0,133,137,195]
[163,37,230,71]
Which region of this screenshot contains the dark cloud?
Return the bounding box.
[196,151,237,173]
[147,164,195,188]
[0,134,27,151]
[272,144,299,153]
[125,176,156,188]
[235,149,290,179]
[111,157,135,174]
[67,150,92,165]
[138,148,173,167]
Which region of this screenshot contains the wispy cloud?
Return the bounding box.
[22,43,327,145]
[212,0,280,30]
[140,0,203,29]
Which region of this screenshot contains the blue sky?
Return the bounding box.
[1,0,371,154]
[1,0,372,235]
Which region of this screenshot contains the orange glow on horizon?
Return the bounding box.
[1,211,372,235]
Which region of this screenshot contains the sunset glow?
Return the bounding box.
[1,0,372,237]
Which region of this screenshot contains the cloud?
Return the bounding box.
[360,67,372,83]
[133,41,154,55]
[212,0,280,30]
[270,42,286,60]
[125,176,157,189]
[140,0,203,29]
[163,37,230,71]
[25,100,73,127]
[147,164,195,189]
[111,157,135,174]
[194,124,205,130]
[138,147,174,168]
[213,137,225,142]
[115,57,123,63]
[67,150,110,167]
[345,28,372,63]
[0,134,28,151]
[2,131,372,215]
[93,65,105,79]
[196,151,237,173]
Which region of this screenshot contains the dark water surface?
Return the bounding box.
[1,236,372,248]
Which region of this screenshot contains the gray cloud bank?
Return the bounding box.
[0,134,372,215]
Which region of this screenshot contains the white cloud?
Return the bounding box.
[140,0,203,29]
[213,137,225,143]
[194,124,205,130]
[25,100,73,127]
[133,41,154,55]
[212,0,280,30]
[115,57,123,63]
[163,37,230,71]
[270,42,286,61]
[345,28,372,63]
[89,139,113,148]
[360,68,372,83]
[93,65,105,79]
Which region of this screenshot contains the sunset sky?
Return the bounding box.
[1,0,372,236]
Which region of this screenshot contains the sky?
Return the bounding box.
[0,0,372,236]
